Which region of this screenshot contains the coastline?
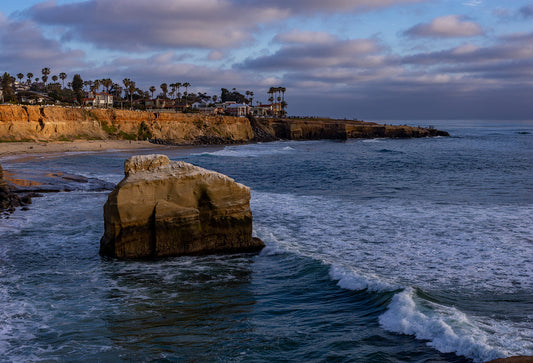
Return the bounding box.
[0,139,173,158]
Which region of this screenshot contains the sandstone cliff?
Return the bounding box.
[0,105,448,144]
[100,154,264,259]
[0,105,254,144]
[260,118,449,140]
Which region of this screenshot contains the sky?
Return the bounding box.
[1,0,532,120]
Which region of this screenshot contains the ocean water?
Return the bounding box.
[0,120,532,362]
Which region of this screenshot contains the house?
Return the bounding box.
[252,104,274,117]
[226,103,250,117]
[84,91,113,107]
[13,81,30,93]
[17,91,53,105]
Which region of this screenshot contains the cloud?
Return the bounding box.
[519,4,533,18]
[404,15,484,38]
[0,13,86,73]
[239,30,388,71]
[23,0,427,52]
[25,0,288,51]
[462,0,482,7]
[243,0,425,14]
[208,51,225,61]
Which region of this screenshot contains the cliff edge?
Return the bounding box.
[0,105,448,144]
[0,105,254,144]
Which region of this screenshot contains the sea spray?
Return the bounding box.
[379,288,515,362]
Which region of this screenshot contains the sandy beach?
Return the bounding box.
[0,140,172,158]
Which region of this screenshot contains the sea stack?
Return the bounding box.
[100,154,264,259]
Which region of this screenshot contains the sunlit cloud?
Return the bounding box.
[463,0,482,7]
[404,15,484,38]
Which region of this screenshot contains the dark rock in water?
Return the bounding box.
[4,168,114,193]
[0,163,30,213]
[100,154,264,259]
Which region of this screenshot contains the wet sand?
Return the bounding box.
[0,140,172,157]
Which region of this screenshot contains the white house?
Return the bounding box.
[84,91,113,107]
[226,103,250,117]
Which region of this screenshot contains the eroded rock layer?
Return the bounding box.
[100,154,264,259]
[0,105,448,144]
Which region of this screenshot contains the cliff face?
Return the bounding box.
[258,118,449,140]
[0,105,448,144]
[100,155,264,259]
[0,105,254,143]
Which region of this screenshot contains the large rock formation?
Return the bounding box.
[100,154,264,259]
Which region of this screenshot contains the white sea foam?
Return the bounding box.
[378,288,533,362]
[252,191,533,293]
[251,190,533,361]
[329,264,397,292]
[196,142,297,158]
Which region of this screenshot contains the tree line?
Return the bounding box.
[1,68,286,114]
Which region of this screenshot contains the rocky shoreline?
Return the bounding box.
[0,105,448,146]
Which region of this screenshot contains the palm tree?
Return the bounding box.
[101,78,113,93]
[176,82,182,103]
[182,82,191,107]
[160,83,168,98]
[41,67,51,84]
[84,80,93,92]
[93,79,101,92]
[268,87,274,104]
[52,75,58,83]
[59,72,67,88]
[212,95,218,104]
[127,81,136,109]
[123,78,135,108]
[149,86,156,99]
[26,72,34,85]
[17,73,24,83]
[280,87,286,115]
[169,83,177,100]
[250,91,254,106]
[111,83,123,99]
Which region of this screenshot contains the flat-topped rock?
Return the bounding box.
[100,154,264,259]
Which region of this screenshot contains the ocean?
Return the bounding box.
[0,120,532,362]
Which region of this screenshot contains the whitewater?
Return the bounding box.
[0,120,531,362]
